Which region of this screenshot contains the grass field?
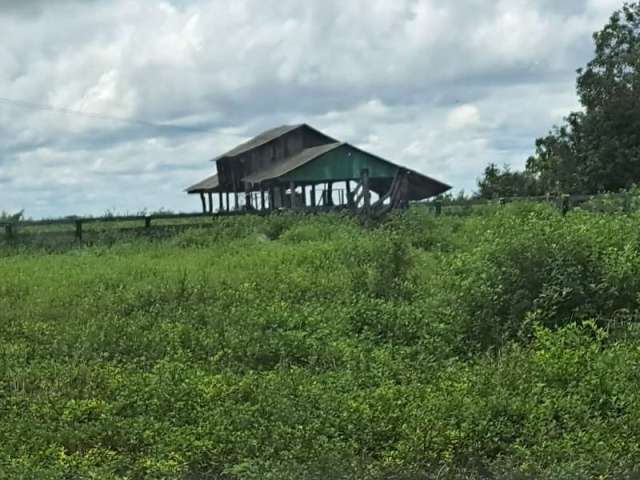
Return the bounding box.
[2,205,640,479]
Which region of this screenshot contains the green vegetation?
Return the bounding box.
[478,2,640,198]
[2,206,640,479]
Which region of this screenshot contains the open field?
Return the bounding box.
[2,205,640,479]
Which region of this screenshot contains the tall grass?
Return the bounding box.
[1,207,640,479]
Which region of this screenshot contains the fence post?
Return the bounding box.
[560,194,570,216]
[75,220,83,240]
[623,193,631,213]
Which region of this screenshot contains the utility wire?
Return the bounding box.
[0,96,200,131]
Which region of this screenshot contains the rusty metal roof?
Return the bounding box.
[212,124,304,161]
[242,142,343,184]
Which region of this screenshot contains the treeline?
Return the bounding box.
[477,2,640,199]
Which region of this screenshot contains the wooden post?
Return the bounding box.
[560,194,570,216]
[244,184,251,210]
[234,191,239,212]
[225,192,230,212]
[346,180,352,207]
[361,169,370,213]
[200,193,206,213]
[75,220,83,241]
[280,186,286,209]
[326,182,334,206]
[260,189,266,211]
[207,192,213,214]
[310,184,317,208]
[289,181,296,209]
[218,192,223,213]
[268,188,275,210]
[623,193,631,213]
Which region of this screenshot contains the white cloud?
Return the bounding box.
[447,105,481,130]
[0,0,620,217]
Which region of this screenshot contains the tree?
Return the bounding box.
[573,2,640,192]
[481,2,640,196]
[477,163,539,199]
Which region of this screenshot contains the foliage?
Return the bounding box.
[2,207,640,478]
[0,209,24,222]
[476,164,541,199]
[478,2,640,196]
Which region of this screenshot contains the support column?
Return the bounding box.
[310,184,317,208]
[218,192,223,213]
[289,181,297,209]
[207,192,213,214]
[361,169,370,214]
[326,182,334,206]
[225,192,230,212]
[244,184,251,210]
[200,193,206,213]
[346,180,352,207]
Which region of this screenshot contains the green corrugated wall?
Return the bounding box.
[281,144,398,182]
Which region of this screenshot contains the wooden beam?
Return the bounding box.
[289,181,297,209]
[326,181,334,206]
[361,169,370,214]
[244,184,252,210]
[200,193,206,213]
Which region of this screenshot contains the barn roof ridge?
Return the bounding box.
[210,123,337,162]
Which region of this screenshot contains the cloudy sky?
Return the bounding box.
[0,0,623,218]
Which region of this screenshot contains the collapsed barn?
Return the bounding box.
[186,124,450,215]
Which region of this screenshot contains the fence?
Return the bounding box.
[0,211,246,241]
[426,191,639,216]
[2,191,638,242]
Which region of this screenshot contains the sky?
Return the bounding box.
[0,0,624,218]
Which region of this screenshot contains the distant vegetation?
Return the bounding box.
[478,2,640,198]
[2,206,640,478]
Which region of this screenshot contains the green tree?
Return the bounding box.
[483,2,640,196]
[477,163,539,199]
[574,2,640,192]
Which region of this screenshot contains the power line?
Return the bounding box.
[0,96,199,131]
